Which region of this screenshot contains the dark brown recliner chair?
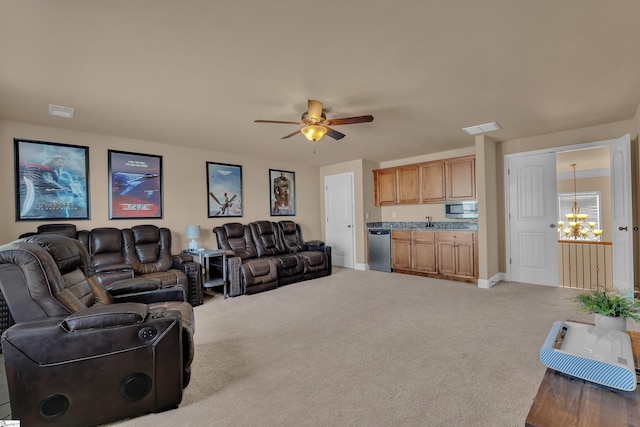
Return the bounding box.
[0,235,195,427]
[213,222,278,294]
[278,220,332,279]
[77,227,135,287]
[18,222,78,239]
[122,224,202,306]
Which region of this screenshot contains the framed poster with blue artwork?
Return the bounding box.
[14,138,90,221]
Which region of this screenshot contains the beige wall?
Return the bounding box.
[476,135,500,281]
[0,120,323,252]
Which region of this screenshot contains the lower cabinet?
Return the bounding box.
[391,229,477,282]
[436,231,475,278]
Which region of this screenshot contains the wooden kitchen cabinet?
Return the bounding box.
[374,168,397,205]
[446,156,476,200]
[391,230,412,270]
[391,229,476,282]
[419,161,446,202]
[411,231,437,273]
[374,165,420,206]
[392,230,437,273]
[374,155,475,206]
[436,231,476,278]
[396,165,420,204]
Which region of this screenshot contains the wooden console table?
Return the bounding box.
[525,327,640,427]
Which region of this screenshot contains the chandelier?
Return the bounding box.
[557,163,603,241]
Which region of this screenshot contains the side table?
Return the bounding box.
[183,249,228,298]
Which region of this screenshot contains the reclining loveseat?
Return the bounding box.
[17,223,202,306]
[213,220,331,295]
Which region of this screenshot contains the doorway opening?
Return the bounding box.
[556,147,613,291]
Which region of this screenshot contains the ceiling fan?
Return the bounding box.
[255,99,374,142]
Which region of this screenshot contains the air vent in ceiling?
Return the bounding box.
[462,121,500,135]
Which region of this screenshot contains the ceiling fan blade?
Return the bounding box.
[307,99,324,122]
[281,130,301,139]
[325,115,374,126]
[325,127,346,140]
[255,119,303,125]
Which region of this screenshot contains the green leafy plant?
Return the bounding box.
[573,289,640,322]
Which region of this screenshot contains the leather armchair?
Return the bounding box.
[0,235,195,426]
[278,220,332,278]
[122,225,202,306]
[77,227,135,287]
[214,222,278,295]
[18,222,78,239]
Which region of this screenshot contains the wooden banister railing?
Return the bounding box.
[558,240,612,290]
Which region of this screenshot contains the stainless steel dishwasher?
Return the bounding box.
[368,229,391,272]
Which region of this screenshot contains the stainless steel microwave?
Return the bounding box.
[444,201,478,219]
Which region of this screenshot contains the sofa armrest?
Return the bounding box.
[112,287,186,304]
[171,259,202,306]
[306,240,325,247]
[106,277,161,295]
[62,303,148,331]
[172,253,194,266]
[94,262,131,274]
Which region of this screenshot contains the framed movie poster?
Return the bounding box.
[14,138,90,221]
[108,150,163,219]
[269,169,295,216]
[207,162,243,217]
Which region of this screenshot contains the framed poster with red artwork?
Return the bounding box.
[108,150,163,219]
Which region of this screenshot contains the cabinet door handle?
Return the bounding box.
[619,226,628,231]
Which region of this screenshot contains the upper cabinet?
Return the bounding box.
[374,168,397,205]
[374,155,475,206]
[446,156,476,200]
[419,161,446,202]
[374,164,420,205]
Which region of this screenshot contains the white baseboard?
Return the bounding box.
[478,272,504,289]
[355,262,368,271]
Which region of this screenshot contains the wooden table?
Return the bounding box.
[525,327,640,427]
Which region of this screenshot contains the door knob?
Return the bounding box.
[619,226,628,231]
[347,225,352,228]
[549,224,557,229]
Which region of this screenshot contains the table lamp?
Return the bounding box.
[185,225,201,250]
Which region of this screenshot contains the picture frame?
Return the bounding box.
[207,162,243,217]
[14,138,90,221]
[108,150,163,219]
[269,169,295,216]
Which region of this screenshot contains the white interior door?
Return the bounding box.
[324,173,355,268]
[610,134,633,294]
[508,152,559,285]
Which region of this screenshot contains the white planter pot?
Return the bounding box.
[594,314,627,332]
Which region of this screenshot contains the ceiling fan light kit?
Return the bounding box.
[255,99,374,142]
[301,125,328,142]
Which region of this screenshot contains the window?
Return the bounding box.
[558,191,601,229]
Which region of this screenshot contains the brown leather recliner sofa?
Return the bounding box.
[0,234,195,427]
[213,220,331,296]
[18,224,202,306]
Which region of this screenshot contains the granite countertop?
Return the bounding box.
[366,221,478,231]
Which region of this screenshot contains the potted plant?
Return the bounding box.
[573,288,640,332]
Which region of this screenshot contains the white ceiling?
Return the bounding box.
[1,1,639,167]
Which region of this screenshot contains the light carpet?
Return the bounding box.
[111,267,590,427]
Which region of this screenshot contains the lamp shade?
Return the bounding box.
[301,125,327,142]
[185,225,200,239]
